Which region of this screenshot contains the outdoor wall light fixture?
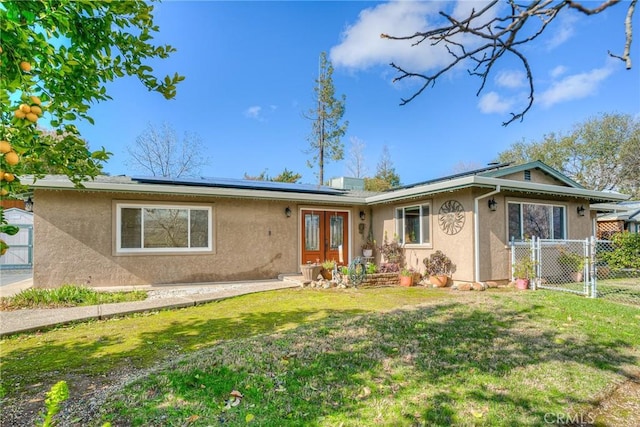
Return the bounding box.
[359,210,366,221]
[285,207,292,218]
[24,196,33,212]
[488,198,497,211]
[577,205,585,216]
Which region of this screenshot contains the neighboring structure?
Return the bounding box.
[594,201,640,238]
[0,208,34,270]
[27,161,629,288]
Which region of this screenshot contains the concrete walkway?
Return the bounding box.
[0,277,302,337]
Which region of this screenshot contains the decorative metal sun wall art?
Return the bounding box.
[438,200,465,235]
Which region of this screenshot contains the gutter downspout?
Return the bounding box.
[474,185,501,283]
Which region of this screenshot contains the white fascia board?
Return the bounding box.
[488,177,630,202]
[365,176,630,204]
[28,176,368,205]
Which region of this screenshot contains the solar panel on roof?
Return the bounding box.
[132,176,347,195]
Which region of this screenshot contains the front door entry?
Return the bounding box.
[301,210,349,265]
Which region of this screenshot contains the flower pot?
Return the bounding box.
[320,269,333,280]
[429,274,448,287]
[301,264,322,281]
[362,249,373,257]
[515,278,529,290]
[399,275,413,287]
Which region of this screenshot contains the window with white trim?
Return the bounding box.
[395,204,430,245]
[508,202,565,241]
[116,203,212,253]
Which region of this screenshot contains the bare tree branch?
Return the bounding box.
[382,0,633,125]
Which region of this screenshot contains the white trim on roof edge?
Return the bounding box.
[27,174,629,205]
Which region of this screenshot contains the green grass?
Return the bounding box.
[1,288,639,426]
[0,284,148,310]
[0,287,446,398]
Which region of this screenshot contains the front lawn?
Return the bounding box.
[1,288,638,426]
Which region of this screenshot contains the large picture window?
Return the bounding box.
[508,202,565,241]
[395,204,430,245]
[116,203,212,253]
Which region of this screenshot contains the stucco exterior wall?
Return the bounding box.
[373,189,477,282]
[484,193,593,282]
[371,188,594,283]
[33,189,306,287]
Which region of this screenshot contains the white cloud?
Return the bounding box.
[546,13,578,50]
[478,91,513,114]
[244,106,262,119]
[244,105,279,122]
[538,64,613,108]
[330,1,498,72]
[550,65,568,78]
[495,70,526,89]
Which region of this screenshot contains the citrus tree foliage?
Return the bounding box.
[126,122,209,178]
[306,52,348,185]
[496,113,640,198]
[0,0,184,196]
[382,0,636,125]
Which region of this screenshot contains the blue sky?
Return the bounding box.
[75,0,640,185]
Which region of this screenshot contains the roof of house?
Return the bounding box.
[596,200,640,222]
[27,161,630,205]
[393,160,583,191]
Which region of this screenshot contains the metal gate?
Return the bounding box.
[0,224,33,269]
[510,236,640,304]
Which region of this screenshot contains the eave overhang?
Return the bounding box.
[27,176,369,205]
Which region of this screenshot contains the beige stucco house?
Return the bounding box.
[28,161,629,288]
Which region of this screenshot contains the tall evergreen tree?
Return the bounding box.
[364,145,401,191]
[305,52,348,185]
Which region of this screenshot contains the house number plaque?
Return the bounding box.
[438,200,465,235]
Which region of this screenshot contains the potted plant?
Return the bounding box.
[557,250,585,282]
[399,267,414,287]
[321,260,336,280]
[423,250,455,287]
[513,257,535,290]
[362,238,375,258]
[379,231,403,265]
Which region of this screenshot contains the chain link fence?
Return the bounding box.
[593,239,640,304]
[511,236,640,306]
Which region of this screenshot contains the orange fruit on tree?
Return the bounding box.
[30,105,43,116]
[14,109,26,119]
[3,173,15,182]
[19,104,31,113]
[0,189,8,197]
[26,113,38,123]
[0,140,11,154]
[19,61,31,72]
[30,95,42,105]
[4,151,19,166]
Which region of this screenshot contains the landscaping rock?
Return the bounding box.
[471,282,487,291]
[486,281,499,288]
[457,283,472,291]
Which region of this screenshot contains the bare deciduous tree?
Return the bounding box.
[346,136,368,178]
[382,0,636,125]
[127,122,209,178]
